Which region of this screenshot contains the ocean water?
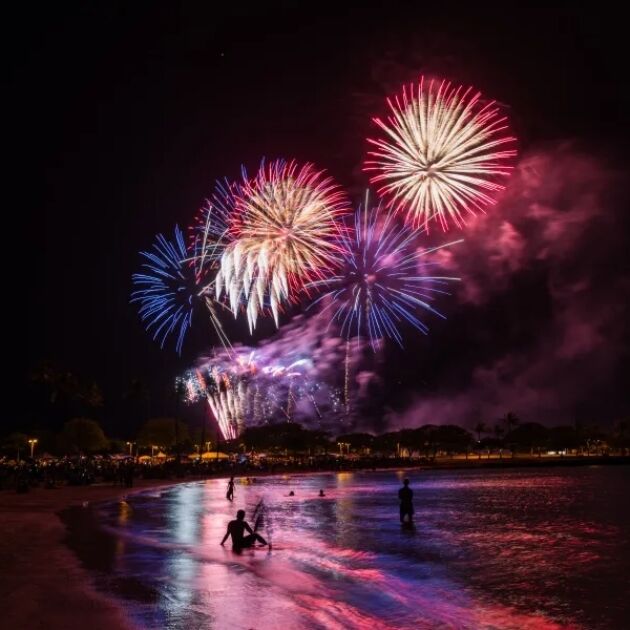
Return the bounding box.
[78,466,630,629]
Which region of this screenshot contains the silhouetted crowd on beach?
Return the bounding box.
[0,454,428,492]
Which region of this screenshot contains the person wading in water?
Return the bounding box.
[226,476,235,501]
[398,478,414,525]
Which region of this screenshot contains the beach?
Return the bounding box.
[0,480,183,630]
[53,467,630,629]
[2,458,628,629]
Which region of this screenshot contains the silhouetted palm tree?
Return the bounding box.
[500,412,520,457]
[173,378,187,466]
[31,361,81,404]
[494,424,505,458]
[3,433,28,462]
[124,378,151,423]
[78,381,103,407]
[613,420,629,455]
[474,422,488,459]
[502,411,520,434]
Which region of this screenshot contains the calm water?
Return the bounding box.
[82,467,630,629]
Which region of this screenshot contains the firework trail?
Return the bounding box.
[344,339,351,418]
[181,311,356,438]
[183,350,307,439]
[215,159,350,332]
[184,365,243,440]
[187,178,235,268]
[186,181,241,351]
[308,192,462,352]
[365,76,517,231]
[254,313,358,432]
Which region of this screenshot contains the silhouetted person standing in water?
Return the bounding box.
[124,462,134,488]
[220,509,269,550]
[398,478,414,524]
[226,476,235,501]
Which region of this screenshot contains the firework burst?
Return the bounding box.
[131,225,228,355]
[308,192,461,351]
[183,349,316,439]
[187,178,235,266]
[365,77,517,231]
[215,159,350,331]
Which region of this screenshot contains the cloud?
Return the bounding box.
[387,143,629,429]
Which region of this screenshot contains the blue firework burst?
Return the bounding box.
[309,192,461,350]
[131,225,204,355]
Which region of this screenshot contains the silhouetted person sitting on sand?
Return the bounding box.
[221,509,269,550]
[226,476,235,501]
[319,489,326,497]
[288,490,295,496]
[398,478,414,524]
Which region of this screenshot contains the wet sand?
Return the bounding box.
[0,480,182,630]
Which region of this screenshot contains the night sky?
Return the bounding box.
[11,3,629,437]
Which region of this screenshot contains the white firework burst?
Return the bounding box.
[365,77,517,231]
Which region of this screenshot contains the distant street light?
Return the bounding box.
[205,441,212,453]
[126,441,135,456]
[337,441,350,456]
[28,438,38,459]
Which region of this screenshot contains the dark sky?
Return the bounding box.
[9,3,629,436]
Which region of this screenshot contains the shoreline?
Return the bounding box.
[0,479,184,630]
[394,454,630,469]
[1,457,627,629]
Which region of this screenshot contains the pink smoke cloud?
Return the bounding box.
[388,144,629,429]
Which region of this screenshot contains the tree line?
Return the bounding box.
[3,414,629,459]
[16,362,628,459]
